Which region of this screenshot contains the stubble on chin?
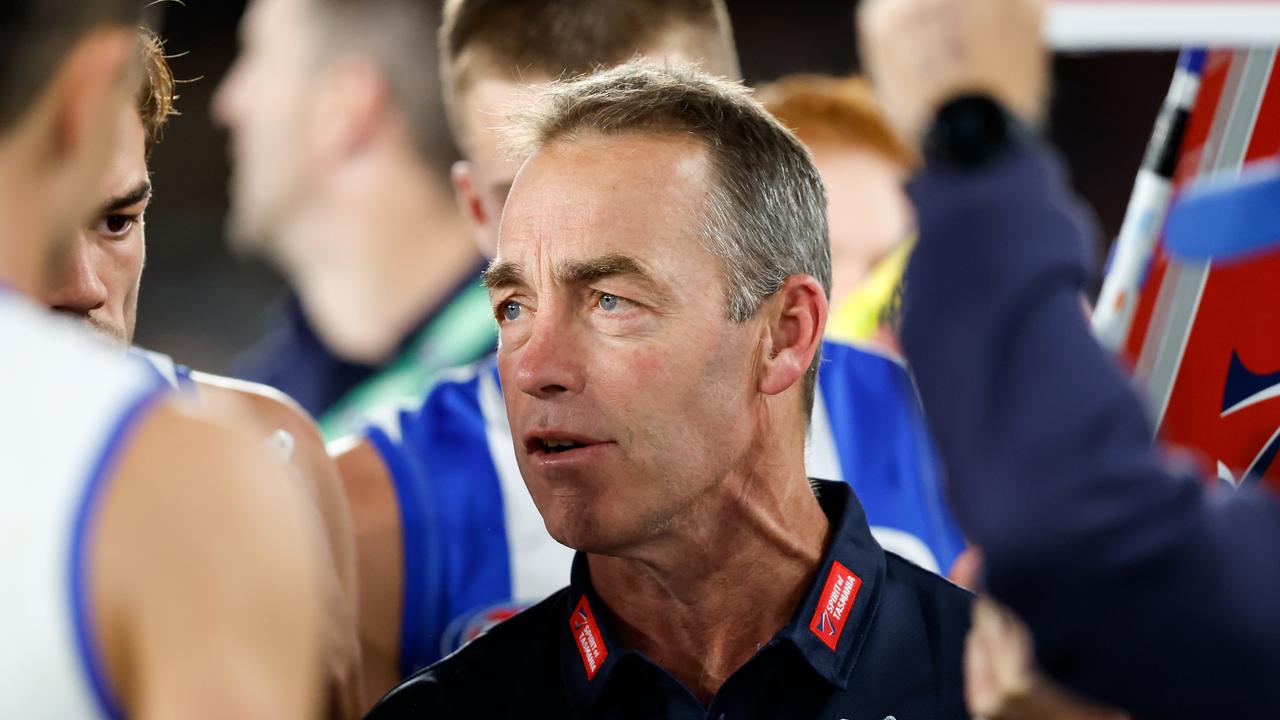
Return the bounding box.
[85,315,130,346]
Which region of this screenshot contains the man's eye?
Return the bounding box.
[595,293,638,314]
[500,301,524,322]
[96,215,136,238]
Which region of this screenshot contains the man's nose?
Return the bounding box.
[514,314,586,400]
[47,234,107,316]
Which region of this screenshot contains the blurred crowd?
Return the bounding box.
[137,0,1174,375]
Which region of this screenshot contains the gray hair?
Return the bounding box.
[510,60,831,412]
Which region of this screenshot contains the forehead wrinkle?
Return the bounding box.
[501,133,713,296]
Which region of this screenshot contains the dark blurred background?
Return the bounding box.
[139,0,1176,373]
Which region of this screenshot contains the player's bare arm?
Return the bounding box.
[192,373,358,595]
[90,400,325,719]
[192,373,365,719]
[332,437,404,708]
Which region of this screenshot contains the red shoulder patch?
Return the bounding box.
[808,561,862,651]
[569,595,608,680]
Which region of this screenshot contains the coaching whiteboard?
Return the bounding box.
[1048,1,1280,50]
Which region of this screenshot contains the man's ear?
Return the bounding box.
[312,55,388,162]
[758,274,828,397]
[452,160,493,255]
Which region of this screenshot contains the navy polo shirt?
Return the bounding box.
[368,480,972,719]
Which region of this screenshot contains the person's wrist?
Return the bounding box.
[922,95,1031,170]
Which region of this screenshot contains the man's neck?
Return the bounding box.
[284,162,479,365]
[589,446,831,706]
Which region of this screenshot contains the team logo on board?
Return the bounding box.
[570,596,608,680]
[1216,351,1280,488]
[808,560,862,651]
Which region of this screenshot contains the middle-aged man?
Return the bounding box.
[40,28,364,718]
[334,0,748,704]
[215,0,494,439]
[0,2,324,717]
[333,0,965,710]
[861,0,1280,716]
[368,61,973,719]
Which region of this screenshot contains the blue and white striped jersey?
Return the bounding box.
[0,292,168,718]
[366,339,964,676]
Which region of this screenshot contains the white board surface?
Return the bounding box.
[1048,1,1280,50]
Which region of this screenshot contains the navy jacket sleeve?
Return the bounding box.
[901,140,1280,718]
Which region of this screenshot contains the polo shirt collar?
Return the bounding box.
[778,480,887,689]
[557,480,887,711]
[560,553,628,713]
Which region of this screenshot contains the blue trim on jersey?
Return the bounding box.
[128,349,199,398]
[70,382,168,720]
[417,372,512,663]
[386,367,513,673]
[366,423,444,679]
[817,341,966,572]
[173,364,197,395]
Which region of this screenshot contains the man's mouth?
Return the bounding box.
[540,439,587,454]
[522,432,610,460]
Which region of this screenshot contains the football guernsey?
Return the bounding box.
[0,291,167,718]
[366,338,965,677]
[130,348,196,395]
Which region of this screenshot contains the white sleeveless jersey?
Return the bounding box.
[0,292,165,718]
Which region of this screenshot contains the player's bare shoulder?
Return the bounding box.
[190,372,324,461]
[187,371,366,718]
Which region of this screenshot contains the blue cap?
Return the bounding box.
[1165,160,1280,261]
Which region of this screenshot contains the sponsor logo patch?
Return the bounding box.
[808,560,862,651]
[570,595,608,680]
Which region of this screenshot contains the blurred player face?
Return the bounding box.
[214,0,319,261]
[452,46,719,259]
[492,133,766,555]
[810,142,912,295]
[43,104,149,344]
[27,30,141,294]
[452,76,546,259]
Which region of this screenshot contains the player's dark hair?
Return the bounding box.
[0,0,143,134]
[440,0,740,143]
